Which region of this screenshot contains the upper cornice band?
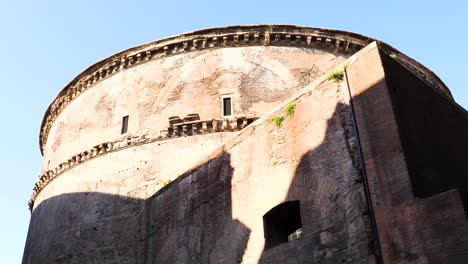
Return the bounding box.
[39,24,453,155]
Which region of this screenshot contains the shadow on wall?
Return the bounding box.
[143,152,251,263]
[257,68,468,263]
[23,57,468,263]
[141,95,382,263]
[23,154,253,264]
[22,192,145,263]
[258,101,377,263]
[25,101,374,264]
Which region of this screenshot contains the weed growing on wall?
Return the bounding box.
[285,103,296,117]
[327,70,344,82]
[270,116,284,127]
[269,103,298,127]
[163,179,172,186]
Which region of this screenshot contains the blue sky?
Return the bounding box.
[0,0,466,262]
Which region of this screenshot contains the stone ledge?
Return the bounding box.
[38,25,453,156]
[30,117,257,212]
[39,25,371,155]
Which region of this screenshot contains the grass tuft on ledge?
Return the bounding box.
[270,116,284,127]
[327,70,344,82]
[285,103,296,117]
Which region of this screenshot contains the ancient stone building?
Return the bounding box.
[23,25,468,263]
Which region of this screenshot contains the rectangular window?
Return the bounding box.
[121,115,129,134]
[222,96,232,117]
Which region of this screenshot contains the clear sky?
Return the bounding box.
[0,0,466,262]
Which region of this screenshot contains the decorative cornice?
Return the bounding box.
[39,25,453,155]
[30,117,257,212]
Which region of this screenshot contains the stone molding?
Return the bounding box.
[30,117,257,211]
[38,25,364,154]
[39,25,452,155]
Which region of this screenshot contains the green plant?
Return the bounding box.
[163,179,172,186]
[327,70,344,82]
[343,62,350,69]
[266,24,273,32]
[285,103,296,117]
[270,116,284,127]
[272,161,278,166]
[390,53,397,60]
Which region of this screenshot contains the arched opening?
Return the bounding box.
[263,200,302,250]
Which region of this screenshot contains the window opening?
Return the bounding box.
[222,96,232,117]
[121,115,129,134]
[263,200,302,249]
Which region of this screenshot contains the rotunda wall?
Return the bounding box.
[41,46,348,171]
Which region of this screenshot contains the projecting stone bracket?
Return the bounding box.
[39,25,377,155]
[29,116,257,212]
[164,117,255,137]
[38,26,453,157]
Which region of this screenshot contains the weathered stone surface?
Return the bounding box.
[143,77,374,263]
[41,46,347,173]
[347,43,468,263]
[23,25,468,264]
[38,25,452,158]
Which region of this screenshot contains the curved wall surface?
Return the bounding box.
[41,46,348,172]
[27,133,237,263]
[24,25,461,264]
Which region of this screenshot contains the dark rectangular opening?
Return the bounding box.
[121,115,129,134]
[223,97,232,116]
[263,200,302,250]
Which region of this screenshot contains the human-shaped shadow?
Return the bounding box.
[143,152,251,263]
[257,102,377,263]
[23,152,251,264]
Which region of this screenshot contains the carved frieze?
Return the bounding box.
[30,117,257,211]
[38,26,379,154]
